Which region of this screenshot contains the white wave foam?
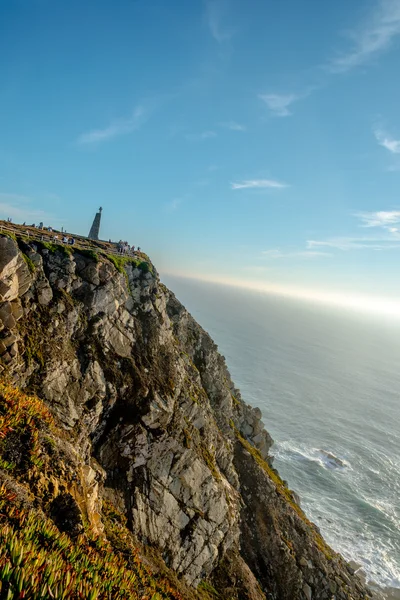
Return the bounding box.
[300,500,400,591]
[272,440,400,590]
[363,497,400,531]
[273,440,351,471]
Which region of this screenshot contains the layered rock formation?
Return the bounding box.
[0,232,371,600]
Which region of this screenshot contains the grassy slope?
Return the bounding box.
[0,381,187,600]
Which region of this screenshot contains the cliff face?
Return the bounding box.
[0,233,371,600]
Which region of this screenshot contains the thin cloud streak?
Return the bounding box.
[307,237,400,251]
[306,210,400,251]
[77,105,147,145]
[258,2,400,121]
[259,93,298,117]
[220,121,247,131]
[231,179,288,190]
[260,1,400,115]
[330,0,400,72]
[204,0,234,44]
[374,128,400,153]
[357,210,400,229]
[262,249,332,259]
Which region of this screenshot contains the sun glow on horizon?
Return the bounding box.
[163,270,400,320]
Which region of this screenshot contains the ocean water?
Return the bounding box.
[163,275,400,595]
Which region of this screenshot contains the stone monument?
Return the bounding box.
[88,207,102,240]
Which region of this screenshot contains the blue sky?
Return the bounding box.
[1,0,400,308]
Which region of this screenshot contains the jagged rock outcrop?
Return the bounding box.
[0,232,371,600]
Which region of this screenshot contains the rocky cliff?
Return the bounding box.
[0,231,371,600]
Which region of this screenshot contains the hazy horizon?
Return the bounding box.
[162,271,400,320]
[2,0,400,305]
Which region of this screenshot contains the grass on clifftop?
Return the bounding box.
[35,240,72,256]
[76,248,99,262]
[106,254,152,275]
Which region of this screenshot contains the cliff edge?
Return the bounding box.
[0,230,371,600]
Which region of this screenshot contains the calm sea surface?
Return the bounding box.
[163,275,400,593]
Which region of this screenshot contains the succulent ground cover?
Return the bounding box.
[0,381,184,600]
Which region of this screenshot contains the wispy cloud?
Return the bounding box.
[258,2,400,121]
[374,128,400,153]
[220,121,247,131]
[307,236,400,251]
[231,179,288,190]
[259,93,299,117]
[263,249,332,259]
[330,0,400,73]
[185,131,217,142]
[77,105,147,145]
[306,210,400,251]
[357,210,400,230]
[204,0,234,44]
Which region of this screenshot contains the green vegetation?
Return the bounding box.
[0,496,183,599]
[0,381,185,599]
[189,393,199,405]
[199,446,221,482]
[23,319,45,368]
[102,499,127,527]
[36,240,72,256]
[107,254,132,273]
[76,248,99,262]
[0,381,53,473]
[197,580,220,599]
[106,254,153,275]
[102,253,153,297]
[21,252,36,273]
[137,260,151,274]
[57,287,76,309]
[231,394,240,407]
[0,231,17,242]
